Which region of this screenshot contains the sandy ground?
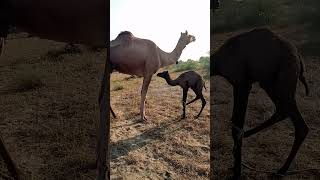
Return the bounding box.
[0,33,210,179]
[110,71,210,179]
[211,27,320,179]
[0,34,105,179]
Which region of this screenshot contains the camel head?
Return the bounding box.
[157,71,169,79]
[179,30,196,46]
[175,31,195,64]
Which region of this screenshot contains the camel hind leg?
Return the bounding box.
[276,101,309,176]
[195,96,206,119]
[187,83,206,118]
[244,85,289,138]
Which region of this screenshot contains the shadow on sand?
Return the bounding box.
[111,117,183,160]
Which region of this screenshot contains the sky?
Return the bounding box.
[110,0,210,61]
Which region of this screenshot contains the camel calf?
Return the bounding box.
[157,70,206,119]
[211,28,310,179]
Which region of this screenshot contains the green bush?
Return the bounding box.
[173,59,200,72]
[167,56,210,79]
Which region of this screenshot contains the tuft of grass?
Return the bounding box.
[112,84,124,91]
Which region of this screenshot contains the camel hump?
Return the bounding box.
[110,31,135,47]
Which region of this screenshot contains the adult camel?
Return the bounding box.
[0,0,109,180]
[109,31,195,121]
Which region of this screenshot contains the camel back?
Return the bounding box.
[110,31,135,47]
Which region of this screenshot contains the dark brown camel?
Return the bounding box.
[0,1,109,179]
[157,70,207,119]
[211,28,310,179]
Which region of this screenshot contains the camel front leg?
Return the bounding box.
[140,75,152,121]
[231,85,251,180]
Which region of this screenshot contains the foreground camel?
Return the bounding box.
[109,31,195,121]
[211,28,309,179]
[0,1,109,179]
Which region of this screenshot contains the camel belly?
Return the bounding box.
[111,62,145,76]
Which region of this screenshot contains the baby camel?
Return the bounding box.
[211,28,310,179]
[157,70,206,119]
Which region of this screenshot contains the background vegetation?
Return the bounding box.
[211,0,320,55]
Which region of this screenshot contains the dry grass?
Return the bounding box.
[0,34,105,179]
[211,27,320,179]
[0,33,210,179]
[110,71,210,179]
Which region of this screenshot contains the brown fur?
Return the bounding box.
[157,70,206,119]
[211,28,310,178]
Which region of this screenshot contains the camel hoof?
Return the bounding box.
[140,116,148,122]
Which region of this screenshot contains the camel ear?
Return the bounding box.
[185,30,188,35]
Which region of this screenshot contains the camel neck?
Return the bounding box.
[170,38,185,61]
[164,74,178,86]
[159,38,186,68]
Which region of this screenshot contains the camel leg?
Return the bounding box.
[276,102,309,176]
[96,57,110,180]
[140,75,152,121]
[0,135,20,179]
[110,107,116,118]
[181,88,188,119]
[244,111,287,138]
[195,96,206,119]
[186,96,200,105]
[231,85,251,180]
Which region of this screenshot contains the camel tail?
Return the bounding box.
[298,54,310,96]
